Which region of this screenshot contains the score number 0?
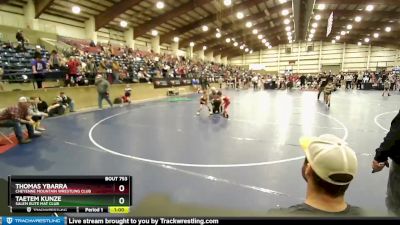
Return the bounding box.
[118,185,125,205]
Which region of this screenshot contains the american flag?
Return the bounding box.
[326,12,334,37]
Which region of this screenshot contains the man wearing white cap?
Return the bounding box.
[0,97,39,144]
[271,134,362,216]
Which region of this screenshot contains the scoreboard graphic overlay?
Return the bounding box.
[8,176,132,213]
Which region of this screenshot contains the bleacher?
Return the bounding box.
[0,42,65,85]
[58,36,102,54]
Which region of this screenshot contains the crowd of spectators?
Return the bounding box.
[2,32,400,94]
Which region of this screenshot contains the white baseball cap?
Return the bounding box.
[299,134,358,185]
[18,96,28,103]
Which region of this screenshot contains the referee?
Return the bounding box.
[372,110,400,216]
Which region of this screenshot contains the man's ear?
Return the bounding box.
[304,163,312,179]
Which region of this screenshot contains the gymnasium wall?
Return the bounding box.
[0,4,127,46]
[229,41,400,73]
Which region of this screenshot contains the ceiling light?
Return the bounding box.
[288,36,292,40]
[373,32,379,38]
[346,31,350,34]
[245,48,249,52]
[236,12,244,19]
[258,34,263,39]
[346,24,352,30]
[120,20,127,28]
[281,9,289,16]
[252,29,258,34]
[364,37,370,43]
[72,6,80,14]
[216,33,221,38]
[309,33,314,38]
[189,42,195,47]
[233,42,238,47]
[173,37,179,42]
[287,31,292,36]
[315,14,321,20]
[284,19,290,25]
[335,35,340,40]
[265,42,270,46]
[332,40,336,44]
[223,0,232,6]
[156,1,165,9]
[366,5,374,11]
[245,21,253,28]
[312,22,318,28]
[151,30,158,36]
[262,39,267,43]
[308,38,312,42]
[355,16,362,22]
[318,4,326,10]
[240,45,244,50]
[268,45,272,49]
[289,40,293,43]
[357,41,362,46]
[310,28,316,34]
[285,26,291,31]
[279,0,287,3]
[226,38,231,43]
[340,30,346,35]
[249,50,253,54]
[202,25,209,32]
[203,46,207,50]
[385,27,392,32]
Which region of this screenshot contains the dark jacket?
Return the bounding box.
[375,110,400,164]
[61,96,72,105]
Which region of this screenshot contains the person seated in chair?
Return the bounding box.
[0,97,40,144]
[29,96,48,133]
[59,92,75,112]
[47,97,66,117]
[37,97,48,113]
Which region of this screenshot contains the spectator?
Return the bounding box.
[138,67,150,83]
[122,85,132,104]
[66,56,80,86]
[0,67,4,91]
[95,75,113,109]
[37,97,48,113]
[383,79,391,97]
[270,134,362,216]
[199,75,209,91]
[86,57,97,85]
[47,97,66,117]
[32,52,48,89]
[59,92,75,112]
[0,97,40,144]
[15,30,27,51]
[28,97,48,133]
[112,61,122,84]
[372,110,400,216]
[49,50,62,69]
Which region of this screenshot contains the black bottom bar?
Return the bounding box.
[65,217,400,225]
[12,207,78,213]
